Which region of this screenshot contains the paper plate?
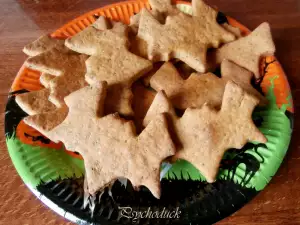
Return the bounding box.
[5,1,294,224]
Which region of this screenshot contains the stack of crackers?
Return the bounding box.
[16,0,274,199]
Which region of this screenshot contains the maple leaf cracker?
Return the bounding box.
[65,22,153,116]
[144,81,267,182]
[137,3,235,72]
[25,82,175,198]
[209,22,276,78]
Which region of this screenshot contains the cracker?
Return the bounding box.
[93,16,112,30]
[15,88,57,115]
[105,83,134,116]
[39,73,56,88]
[222,23,242,38]
[25,45,88,107]
[137,6,235,72]
[221,60,267,105]
[65,22,153,115]
[23,35,64,57]
[132,82,155,132]
[209,22,275,78]
[24,106,69,143]
[129,10,164,34]
[144,81,267,182]
[149,62,224,109]
[26,82,175,198]
[150,62,266,109]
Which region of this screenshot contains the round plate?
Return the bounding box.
[5,1,294,224]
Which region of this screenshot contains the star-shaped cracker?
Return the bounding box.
[150,61,266,109]
[144,81,267,182]
[209,22,275,78]
[25,82,175,198]
[137,3,235,72]
[65,22,153,115]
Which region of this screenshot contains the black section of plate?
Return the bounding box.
[217,12,229,24]
[5,90,29,139]
[37,177,258,225]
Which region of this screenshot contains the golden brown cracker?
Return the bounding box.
[150,62,266,109]
[15,89,57,115]
[222,23,242,38]
[26,45,88,107]
[93,16,112,30]
[105,83,134,116]
[132,82,155,132]
[137,7,235,72]
[66,22,153,115]
[209,22,275,78]
[29,82,175,198]
[39,73,56,88]
[144,81,266,182]
[23,35,64,57]
[24,106,69,143]
[221,60,267,105]
[150,62,225,109]
[143,90,176,128]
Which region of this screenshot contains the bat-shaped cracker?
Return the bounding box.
[24,82,175,199]
[150,61,266,110]
[16,17,111,116]
[65,22,153,116]
[209,22,275,78]
[144,81,267,182]
[137,0,235,72]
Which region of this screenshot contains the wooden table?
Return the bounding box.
[0,0,299,224]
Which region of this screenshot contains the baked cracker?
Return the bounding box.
[144,81,267,182]
[23,35,64,57]
[25,45,88,107]
[150,62,266,109]
[26,82,175,198]
[222,23,242,38]
[39,73,56,88]
[209,22,276,78]
[221,60,267,105]
[137,6,235,72]
[65,22,153,115]
[15,88,57,115]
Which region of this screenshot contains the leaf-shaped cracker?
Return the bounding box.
[25,82,175,198]
[150,61,266,109]
[144,81,267,182]
[137,6,235,72]
[209,22,275,78]
[65,22,153,115]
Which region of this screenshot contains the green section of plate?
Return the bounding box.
[6,137,84,187]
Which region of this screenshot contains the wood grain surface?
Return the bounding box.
[0,0,299,224]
